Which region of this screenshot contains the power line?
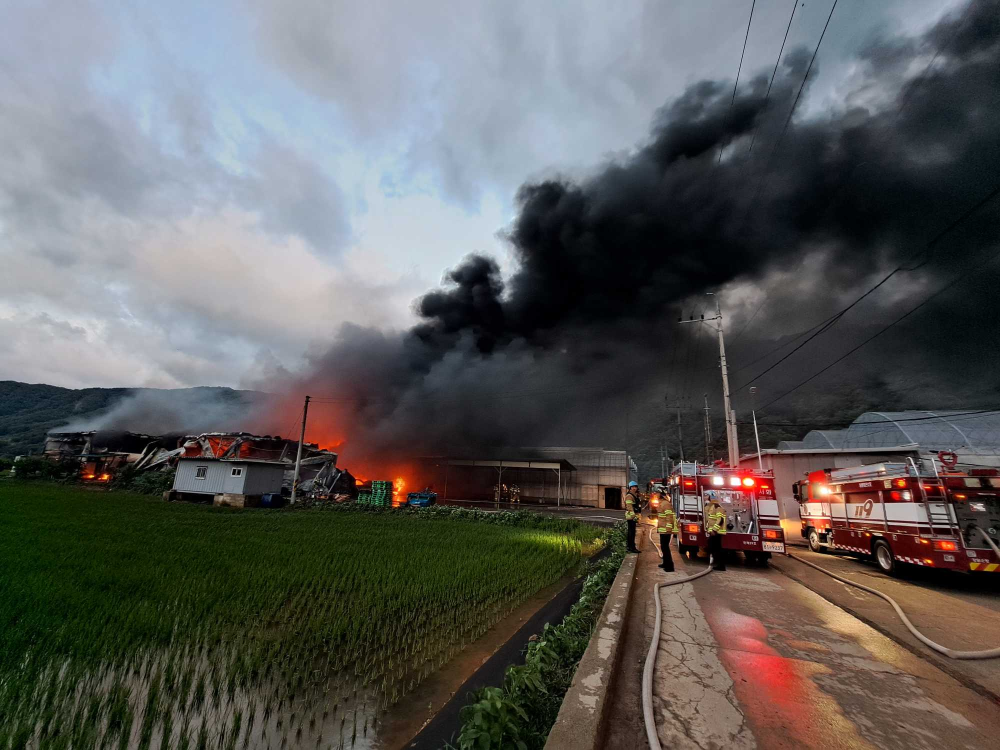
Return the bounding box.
[718,0,758,164]
[740,0,839,229]
[743,409,1000,429]
[734,181,1000,394]
[743,0,800,161]
[732,270,900,393]
[730,1,837,343]
[759,247,1000,412]
[308,180,999,417]
[734,1,981,344]
[731,312,842,374]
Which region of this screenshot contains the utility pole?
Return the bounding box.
[290,395,310,504]
[749,386,764,470]
[702,394,714,464]
[679,294,739,466]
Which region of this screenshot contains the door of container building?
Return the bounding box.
[604,487,622,509]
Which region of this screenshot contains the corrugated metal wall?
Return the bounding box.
[242,464,285,496]
[222,466,246,494]
[174,461,284,496]
[174,460,226,494]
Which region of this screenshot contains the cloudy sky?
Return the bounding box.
[1,0,961,390]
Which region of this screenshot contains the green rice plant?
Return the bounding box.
[0,481,605,749]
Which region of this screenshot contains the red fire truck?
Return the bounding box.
[793,458,1000,575]
[667,463,785,565]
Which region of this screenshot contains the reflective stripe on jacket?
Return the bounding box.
[657,508,679,534]
[706,507,727,535]
[624,491,639,521]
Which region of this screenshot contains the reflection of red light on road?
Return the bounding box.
[703,606,865,749]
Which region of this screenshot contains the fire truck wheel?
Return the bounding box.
[872,539,897,575]
[746,552,770,567]
[807,528,825,553]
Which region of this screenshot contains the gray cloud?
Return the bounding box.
[249,0,960,206]
[0,0,361,387]
[254,0,1000,473]
[244,145,352,255]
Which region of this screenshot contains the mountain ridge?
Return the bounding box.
[0,381,268,457]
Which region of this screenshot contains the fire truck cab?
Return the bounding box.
[668,463,784,565]
[792,458,1000,575]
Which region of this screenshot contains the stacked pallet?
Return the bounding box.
[357,480,394,507]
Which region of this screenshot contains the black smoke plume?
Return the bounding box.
[274,1,1000,472]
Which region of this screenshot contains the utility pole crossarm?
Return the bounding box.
[679,296,739,466]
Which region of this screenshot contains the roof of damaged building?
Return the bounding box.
[132,431,338,473]
[177,456,287,467]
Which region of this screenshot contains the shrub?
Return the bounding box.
[452,523,627,749]
[8,455,78,481]
[112,465,176,495]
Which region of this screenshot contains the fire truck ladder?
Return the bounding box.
[907,456,956,539]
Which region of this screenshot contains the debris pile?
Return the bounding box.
[38,430,355,500]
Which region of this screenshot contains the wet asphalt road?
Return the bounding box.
[772,547,1000,700]
[608,528,1000,750]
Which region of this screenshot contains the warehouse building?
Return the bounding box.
[739,410,1000,539]
[168,457,286,507]
[417,447,638,508]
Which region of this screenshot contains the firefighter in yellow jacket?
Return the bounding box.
[624,481,641,553]
[657,495,680,572]
[705,499,727,571]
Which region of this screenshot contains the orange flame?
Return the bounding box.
[394,476,406,495]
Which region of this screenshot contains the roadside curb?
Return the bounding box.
[544,551,638,750]
[771,555,1000,707]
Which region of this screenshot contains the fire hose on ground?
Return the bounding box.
[787,525,1000,661]
[640,524,1000,750]
[641,526,714,750]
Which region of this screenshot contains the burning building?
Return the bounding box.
[134,432,352,500]
[37,429,352,499]
[42,431,169,483]
[416,447,637,508]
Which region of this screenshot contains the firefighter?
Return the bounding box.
[657,494,680,571]
[705,499,727,571]
[624,481,641,553]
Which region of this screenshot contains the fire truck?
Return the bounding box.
[667,463,785,565]
[792,458,1000,575]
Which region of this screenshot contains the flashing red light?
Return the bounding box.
[923,559,934,566]
[954,493,967,500]
[889,491,902,501]
[684,524,700,533]
[742,477,755,487]
[683,480,695,488]
[763,529,780,540]
[759,483,770,490]
[893,478,907,488]
[932,540,957,552]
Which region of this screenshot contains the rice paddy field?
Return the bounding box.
[0,482,605,750]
